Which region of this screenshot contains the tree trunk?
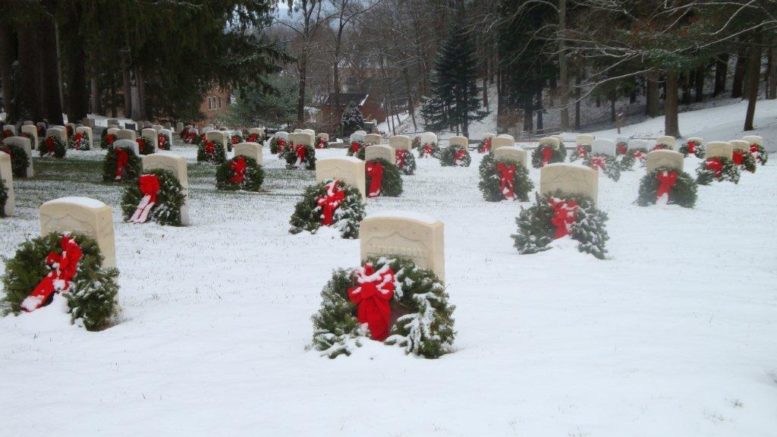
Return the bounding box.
[681,72,691,105]
[694,65,705,102]
[402,68,417,131]
[535,90,543,131]
[609,91,616,122]
[744,37,762,131]
[713,54,728,97]
[39,14,63,124]
[90,77,101,114]
[646,71,660,117]
[122,68,132,118]
[767,45,776,99]
[664,71,680,137]
[16,19,41,122]
[482,76,488,111]
[296,54,307,126]
[522,98,533,133]
[574,74,581,130]
[558,0,569,130]
[0,23,15,121]
[136,68,147,120]
[732,48,747,98]
[63,6,89,124]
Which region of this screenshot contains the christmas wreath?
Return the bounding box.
[315,136,328,149]
[216,156,264,191]
[230,133,244,146]
[0,178,7,218]
[157,132,172,151]
[182,128,198,144]
[289,179,365,239]
[394,149,416,175]
[191,133,204,146]
[346,140,365,158]
[365,158,402,197]
[679,139,705,158]
[246,132,262,143]
[283,143,316,170]
[1,232,120,331]
[531,142,565,168]
[136,136,155,155]
[512,191,609,259]
[0,143,30,178]
[732,148,757,174]
[651,143,672,151]
[270,136,288,154]
[637,167,698,208]
[100,131,117,149]
[440,145,472,167]
[1,128,12,139]
[121,169,186,226]
[569,144,591,162]
[68,131,90,150]
[39,135,66,158]
[417,141,439,158]
[696,157,740,185]
[615,141,637,171]
[197,138,227,164]
[102,146,141,182]
[311,257,455,359]
[477,137,492,153]
[478,153,534,202]
[749,142,768,166]
[583,154,621,181]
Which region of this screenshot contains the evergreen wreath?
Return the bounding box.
[283,143,317,170]
[1,232,120,331]
[732,149,757,174]
[477,137,492,153]
[512,191,609,259]
[39,136,66,158]
[182,128,198,144]
[679,139,705,158]
[478,153,534,201]
[569,144,591,162]
[531,142,565,168]
[651,143,672,151]
[289,178,365,239]
[191,133,204,146]
[270,136,288,154]
[1,128,12,139]
[616,141,636,171]
[583,154,621,181]
[346,140,365,158]
[637,167,698,208]
[230,133,244,146]
[246,132,263,143]
[102,146,141,182]
[394,149,416,175]
[440,145,472,167]
[100,131,117,149]
[417,141,439,158]
[627,147,648,168]
[315,136,328,149]
[0,143,30,178]
[136,136,155,155]
[216,156,264,191]
[68,131,91,150]
[197,138,227,164]
[0,178,7,218]
[311,256,455,359]
[696,157,740,185]
[749,142,768,166]
[365,158,403,197]
[121,169,186,226]
[157,132,172,151]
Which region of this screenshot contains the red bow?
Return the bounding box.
[277,138,286,153]
[158,134,167,149]
[115,147,129,180]
[136,138,146,154]
[577,145,589,158]
[454,148,467,164]
[422,144,433,157]
[229,156,247,184]
[106,134,116,145]
[295,144,306,163]
[633,150,646,161]
[705,158,723,177]
[204,140,215,155]
[750,144,758,154]
[139,174,160,203]
[247,133,259,143]
[316,180,345,225]
[73,133,83,149]
[591,156,606,170]
[351,141,361,153]
[687,141,697,154]
[1,130,11,139]
[496,162,517,200]
[732,150,744,165]
[366,161,384,197]
[316,138,327,149]
[231,135,240,145]
[348,263,395,341]
[541,146,554,165]
[21,235,82,312]
[481,138,491,153]
[616,144,627,155]
[395,150,406,169]
[46,136,56,154]
[549,198,578,239]
[655,170,677,201]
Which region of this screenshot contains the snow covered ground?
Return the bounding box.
[1,102,776,436]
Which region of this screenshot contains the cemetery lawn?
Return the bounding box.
[2,102,777,436]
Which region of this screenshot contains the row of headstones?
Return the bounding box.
[3,123,94,150]
[272,129,327,146]
[569,133,765,157]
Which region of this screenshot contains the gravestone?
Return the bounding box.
[107,127,120,137]
[364,134,383,145]
[420,132,437,145]
[302,129,315,137]
[316,157,366,199]
[360,212,445,281]
[82,118,95,128]
[142,152,190,225]
[116,129,136,141]
[39,197,116,268]
[687,136,704,145]
[47,127,67,143]
[576,134,594,146]
[729,139,749,153]
[141,128,158,151]
[152,124,163,133]
[113,139,140,156]
[646,150,684,173]
[540,163,599,205]
[21,124,38,149]
[350,131,366,143]
[176,122,184,133]
[76,126,93,149]
[705,142,733,160]
[389,135,411,151]
[163,122,172,130]
[275,131,289,141]
[538,137,560,149]
[249,128,265,137]
[2,136,34,177]
[205,131,227,147]
[290,132,314,147]
[655,135,676,149]
[591,139,616,156]
[628,139,649,150]
[448,136,468,148]
[365,145,395,165]
[317,133,329,142]
[742,135,763,146]
[492,134,515,150]
[106,118,120,128]
[3,125,16,136]
[0,152,15,216]
[234,142,262,164]
[23,120,34,126]
[494,147,528,168]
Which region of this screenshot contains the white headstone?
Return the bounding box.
[39,197,116,268]
[628,139,649,150]
[23,120,34,126]
[646,150,684,173]
[142,153,189,225]
[47,127,67,143]
[302,129,315,137]
[420,132,437,145]
[175,122,184,133]
[360,212,445,281]
[705,141,733,160]
[0,152,14,216]
[75,126,93,149]
[350,131,366,143]
[364,134,383,145]
[538,137,560,149]
[492,134,515,150]
[388,135,411,151]
[113,139,140,156]
[316,157,366,200]
[248,127,265,137]
[729,139,749,153]
[687,137,704,145]
[576,134,594,146]
[117,129,136,141]
[234,142,262,165]
[742,135,763,146]
[21,125,38,149]
[540,163,599,205]
[448,136,468,147]
[275,131,289,141]
[655,136,676,149]
[152,124,163,133]
[106,118,120,127]
[3,125,16,136]
[317,133,330,142]
[365,145,395,165]
[141,128,158,151]
[591,139,616,156]
[289,132,313,147]
[2,136,34,177]
[493,147,528,168]
[205,131,226,147]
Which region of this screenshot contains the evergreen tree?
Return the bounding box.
[341,102,364,137]
[421,12,485,137]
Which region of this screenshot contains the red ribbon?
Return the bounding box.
[750,144,758,154]
[136,138,146,154]
[496,162,516,200]
[541,146,554,165]
[2,130,11,139]
[277,138,286,153]
[316,138,327,149]
[46,136,56,154]
[633,150,646,161]
[139,174,160,203]
[577,145,589,158]
[229,156,246,184]
[351,141,361,153]
[591,156,606,170]
[366,161,384,197]
[705,158,723,177]
[549,198,578,239]
[655,170,677,200]
[616,144,627,155]
[204,140,215,155]
[687,141,697,154]
[115,147,129,179]
[395,150,406,169]
[295,144,306,163]
[348,263,395,341]
[315,180,345,225]
[106,134,116,146]
[231,135,241,145]
[422,144,433,156]
[73,133,83,150]
[21,235,82,312]
[480,138,491,153]
[454,148,467,164]
[247,133,259,143]
[732,150,744,165]
[158,134,167,149]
